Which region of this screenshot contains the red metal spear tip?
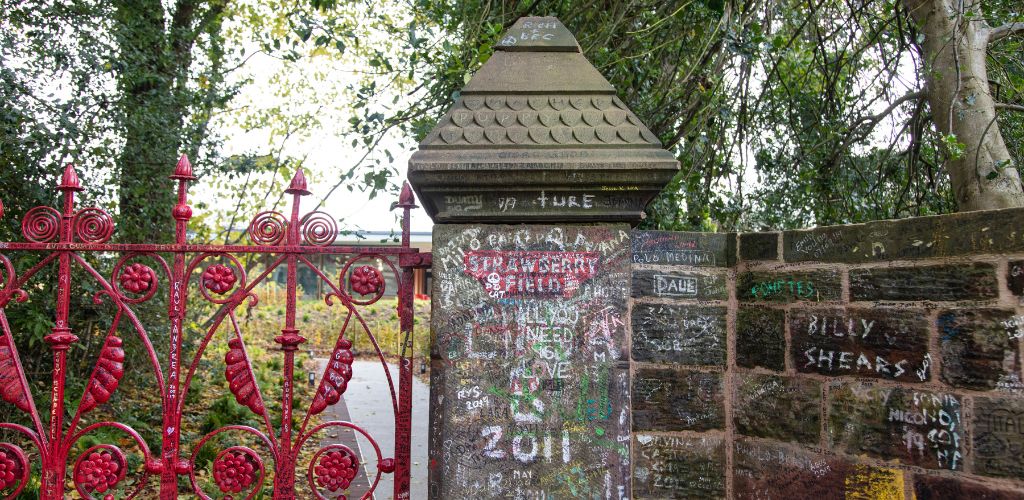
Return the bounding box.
[58,163,83,192]
[399,182,415,205]
[285,168,312,196]
[393,181,418,210]
[170,154,196,180]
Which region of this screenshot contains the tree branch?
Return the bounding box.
[987,22,1024,44]
[995,102,1024,113]
[855,90,927,129]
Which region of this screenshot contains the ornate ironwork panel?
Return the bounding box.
[0,156,430,499]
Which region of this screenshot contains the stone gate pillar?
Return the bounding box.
[408,17,678,499]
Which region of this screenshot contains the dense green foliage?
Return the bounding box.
[6,0,1020,231]
[2,1,240,242]
[291,0,1024,230]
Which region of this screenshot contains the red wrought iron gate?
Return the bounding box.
[0,156,430,499]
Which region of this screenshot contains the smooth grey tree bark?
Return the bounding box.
[904,0,1024,210]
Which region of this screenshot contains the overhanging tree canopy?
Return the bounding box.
[297,0,1024,230]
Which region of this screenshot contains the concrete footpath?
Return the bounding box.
[315,359,429,499]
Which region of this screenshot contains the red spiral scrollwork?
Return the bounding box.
[73,445,127,498]
[350,265,383,296]
[212,448,260,495]
[247,211,288,246]
[312,445,360,493]
[300,211,338,246]
[202,264,237,295]
[21,206,60,243]
[74,208,114,244]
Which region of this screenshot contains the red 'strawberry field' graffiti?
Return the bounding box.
[463,250,600,298]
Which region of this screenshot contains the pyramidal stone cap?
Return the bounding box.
[408,17,679,224]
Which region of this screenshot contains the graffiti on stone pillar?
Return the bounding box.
[430,225,631,499]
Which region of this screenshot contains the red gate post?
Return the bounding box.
[393,183,417,500]
[159,155,196,498]
[40,165,83,499]
[271,170,311,498]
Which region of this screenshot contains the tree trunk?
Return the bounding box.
[904,0,1024,211]
[113,0,197,242]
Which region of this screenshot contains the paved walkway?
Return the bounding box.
[315,359,429,499]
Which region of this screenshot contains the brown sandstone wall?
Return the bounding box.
[630,207,1024,498]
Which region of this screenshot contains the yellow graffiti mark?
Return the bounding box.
[845,465,903,500]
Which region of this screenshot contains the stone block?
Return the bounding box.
[633,367,723,432]
[972,396,1024,479]
[631,269,727,300]
[849,263,998,302]
[428,224,632,498]
[739,231,778,261]
[939,308,1021,390]
[634,434,725,499]
[632,230,735,267]
[914,476,1023,499]
[1009,260,1024,297]
[734,374,821,444]
[736,307,786,371]
[791,307,931,382]
[734,440,904,499]
[631,304,726,365]
[827,383,963,470]
[782,207,1024,263]
[738,269,842,302]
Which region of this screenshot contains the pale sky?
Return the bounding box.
[209,4,434,236]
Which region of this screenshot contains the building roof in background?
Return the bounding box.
[336,230,432,250]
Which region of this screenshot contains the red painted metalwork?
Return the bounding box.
[0,157,429,499]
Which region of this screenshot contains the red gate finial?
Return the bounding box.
[285,169,311,196]
[170,154,196,181]
[170,154,195,245]
[395,182,417,210]
[392,181,416,248]
[58,164,83,192]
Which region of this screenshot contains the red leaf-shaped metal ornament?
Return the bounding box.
[79,336,125,414]
[0,336,30,413]
[224,338,265,416]
[309,338,354,416]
